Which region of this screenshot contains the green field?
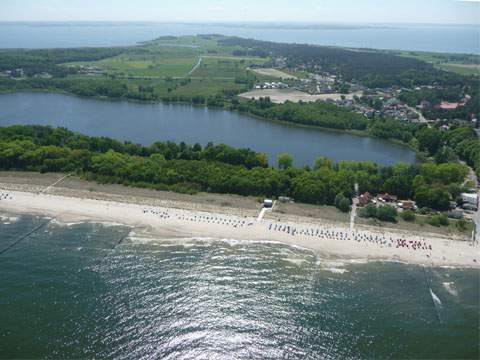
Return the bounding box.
[395,50,480,76]
[191,56,268,79]
[60,35,272,98]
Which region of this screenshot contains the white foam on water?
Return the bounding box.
[51,219,84,227]
[283,258,307,266]
[430,288,443,307]
[323,267,349,274]
[442,282,459,297]
[0,215,20,223]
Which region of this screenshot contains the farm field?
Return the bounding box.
[395,50,480,76]
[60,35,273,98]
[250,68,298,79]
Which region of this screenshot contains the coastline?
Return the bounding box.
[1,182,478,269]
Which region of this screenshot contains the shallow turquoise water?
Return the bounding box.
[0,214,478,359]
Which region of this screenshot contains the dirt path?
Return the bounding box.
[184,56,203,77]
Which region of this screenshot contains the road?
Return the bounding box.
[350,198,358,232]
[184,56,203,77]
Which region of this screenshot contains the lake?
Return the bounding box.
[0,22,478,53]
[0,92,417,167]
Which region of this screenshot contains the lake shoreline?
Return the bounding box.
[0,90,422,164]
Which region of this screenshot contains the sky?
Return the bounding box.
[0,0,479,24]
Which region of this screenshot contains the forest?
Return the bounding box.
[0,126,471,213]
[0,47,124,77]
[218,37,472,88]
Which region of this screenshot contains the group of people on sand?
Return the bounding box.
[143,207,254,228]
[0,192,13,201]
[139,206,480,264]
[266,221,433,251]
[142,206,438,254]
[395,238,432,251]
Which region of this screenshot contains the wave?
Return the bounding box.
[442,282,459,297]
[0,215,20,224]
[430,288,443,307]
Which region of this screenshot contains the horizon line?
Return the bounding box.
[0,20,478,26]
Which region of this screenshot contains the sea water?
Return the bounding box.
[0,22,478,53]
[0,214,478,359]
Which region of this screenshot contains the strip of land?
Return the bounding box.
[0,172,477,268]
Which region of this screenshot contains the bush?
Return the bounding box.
[400,210,416,222]
[359,203,377,218]
[359,204,397,222]
[427,214,449,227]
[376,206,398,222]
[456,219,468,232]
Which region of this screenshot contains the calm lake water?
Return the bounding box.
[0,22,478,53]
[0,92,417,167]
[0,215,478,359]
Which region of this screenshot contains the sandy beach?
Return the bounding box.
[0,181,478,268]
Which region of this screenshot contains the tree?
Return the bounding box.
[334,193,351,213]
[414,186,451,211]
[417,127,442,155]
[314,156,333,170]
[278,153,294,170]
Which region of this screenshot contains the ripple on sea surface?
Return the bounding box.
[0,216,478,359]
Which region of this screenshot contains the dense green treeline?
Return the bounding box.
[0,125,268,169]
[233,98,368,130]
[0,47,124,77]
[0,126,470,212]
[218,37,469,88]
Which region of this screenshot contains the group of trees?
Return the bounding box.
[0,47,123,77]
[232,97,368,131]
[0,126,470,213]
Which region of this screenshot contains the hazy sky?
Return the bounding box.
[1,0,479,24]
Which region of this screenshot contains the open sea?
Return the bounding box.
[0,22,478,53]
[0,214,479,359]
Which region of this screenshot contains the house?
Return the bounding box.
[461,193,478,207]
[439,102,459,110]
[378,193,398,203]
[359,192,372,206]
[399,201,416,211]
[448,209,464,220]
[263,199,273,208]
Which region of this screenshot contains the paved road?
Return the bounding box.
[350,198,358,232]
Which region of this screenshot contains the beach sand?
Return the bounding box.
[0,183,478,269]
